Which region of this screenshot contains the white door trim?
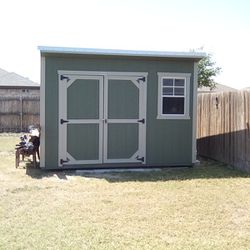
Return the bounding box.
[58,75,104,166]
[58,70,148,77]
[103,74,147,164]
[58,71,147,166]
[39,56,46,168]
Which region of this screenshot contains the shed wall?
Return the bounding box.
[43,54,195,168]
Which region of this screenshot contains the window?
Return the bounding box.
[157,73,191,119]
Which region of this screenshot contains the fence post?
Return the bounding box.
[20,96,23,132]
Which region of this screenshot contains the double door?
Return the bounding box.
[58,71,147,166]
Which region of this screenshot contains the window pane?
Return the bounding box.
[162,97,184,114]
[163,78,173,86]
[174,87,184,96]
[175,79,185,86]
[163,87,173,95]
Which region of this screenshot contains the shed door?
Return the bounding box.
[104,76,146,163]
[58,75,103,165]
[58,72,146,167]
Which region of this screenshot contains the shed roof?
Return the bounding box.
[38,46,205,60]
[0,68,39,88]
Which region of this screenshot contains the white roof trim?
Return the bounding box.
[38,46,205,59]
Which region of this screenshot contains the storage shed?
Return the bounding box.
[38,46,204,169]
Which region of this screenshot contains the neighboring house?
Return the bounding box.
[0,68,40,96]
[198,83,236,93]
[38,46,205,169]
[242,87,250,90]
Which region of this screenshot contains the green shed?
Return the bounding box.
[38,46,204,169]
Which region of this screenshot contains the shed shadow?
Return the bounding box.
[25,158,250,182]
[25,162,72,180]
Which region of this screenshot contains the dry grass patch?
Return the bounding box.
[0,134,250,249]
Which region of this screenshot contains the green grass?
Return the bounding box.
[0,134,250,250]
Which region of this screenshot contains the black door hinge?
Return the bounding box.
[137,118,145,124]
[60,119,69,124]
[60,158,69,165]
[60,75,70,82]
[136,156,144,162]
[136,76,146,83]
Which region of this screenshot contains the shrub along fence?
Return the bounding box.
[0,96,40,132]
[197,90,250,173]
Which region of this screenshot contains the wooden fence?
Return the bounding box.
[1,91,250,172]
[197,90,250,173]
[0,96,40,132]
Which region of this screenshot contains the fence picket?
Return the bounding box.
[197,90,250,173]
[0,96,40,132]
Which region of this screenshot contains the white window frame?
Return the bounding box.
[157,72,191,119]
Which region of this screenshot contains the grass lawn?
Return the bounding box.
[0,134,250,250]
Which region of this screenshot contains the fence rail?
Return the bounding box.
[0,96,40,132]
[197,90,250,173]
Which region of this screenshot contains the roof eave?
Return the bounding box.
[38,46,205,60]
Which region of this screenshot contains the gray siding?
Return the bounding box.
[43,54,195,168]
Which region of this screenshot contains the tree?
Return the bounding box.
[198,54,221,89]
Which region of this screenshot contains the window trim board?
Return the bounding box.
[157,72,191,120]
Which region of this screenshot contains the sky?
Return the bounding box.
[0,0,249,89]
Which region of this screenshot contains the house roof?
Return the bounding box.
[38,46,205,60]
[198,83,237,93]
[0,68,39,88]
[0,68,8,77]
